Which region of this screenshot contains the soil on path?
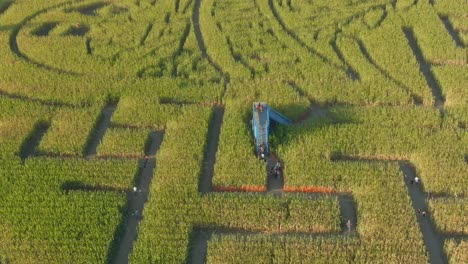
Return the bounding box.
[111,131,165,264]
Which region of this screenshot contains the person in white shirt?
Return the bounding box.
[414,177,420,183]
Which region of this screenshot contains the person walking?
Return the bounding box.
[346,219,352,232]
[259,144,266,160]
[414,176,420,184]
[273,162,281,179]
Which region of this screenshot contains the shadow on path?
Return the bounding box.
[356,38,423,105]
[331,155,448,264]
[186,196,358,264]
[199,107,225,194]
[84,104,116,157]
[110,131,165,264]
[439,15,465,48]
[0,1,12,17]
[403,27,445,108]
[18,120,50,163]
[399,161,448,264]
[0,89,85,108]
[267,0,355,80]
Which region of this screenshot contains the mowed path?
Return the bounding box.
[399,162,448,264]
[113,131,165,264]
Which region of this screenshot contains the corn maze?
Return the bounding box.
[0,0,467,263]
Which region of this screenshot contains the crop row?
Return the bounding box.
[17,5,186,77]
[199,193,341,234]
[277,106,465,194]
[0,156,137,263]
[428,198,467,235]
[130,106,212,263]
[0,0,223,106]
[432,65,468,108]
[38,105,102,156]
[444,238,468,264]
[402,2,466,64]
[129,106,356,262]
[207,234,360,263]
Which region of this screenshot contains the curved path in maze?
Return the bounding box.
[266,0,397,83]
[9,1,82,75]
[266,0,357,80]
[0,89,84,108]
[193,0,230,97]
[353,37,424,105]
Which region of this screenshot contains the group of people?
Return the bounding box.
[417,208,428,217]
[403,172,421,185]
[269,161,282,179]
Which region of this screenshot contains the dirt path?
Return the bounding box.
[399,162,448,264]
[111,131,165,264]
[332,156,448,263]
[286,82,331,122]
[266,158,284,193]
[199,107,224,194]
[266,154,357,233]
[186,229,212,264]
[403,27,445,108]
[338,194,358,233]
[84,105,115,157]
